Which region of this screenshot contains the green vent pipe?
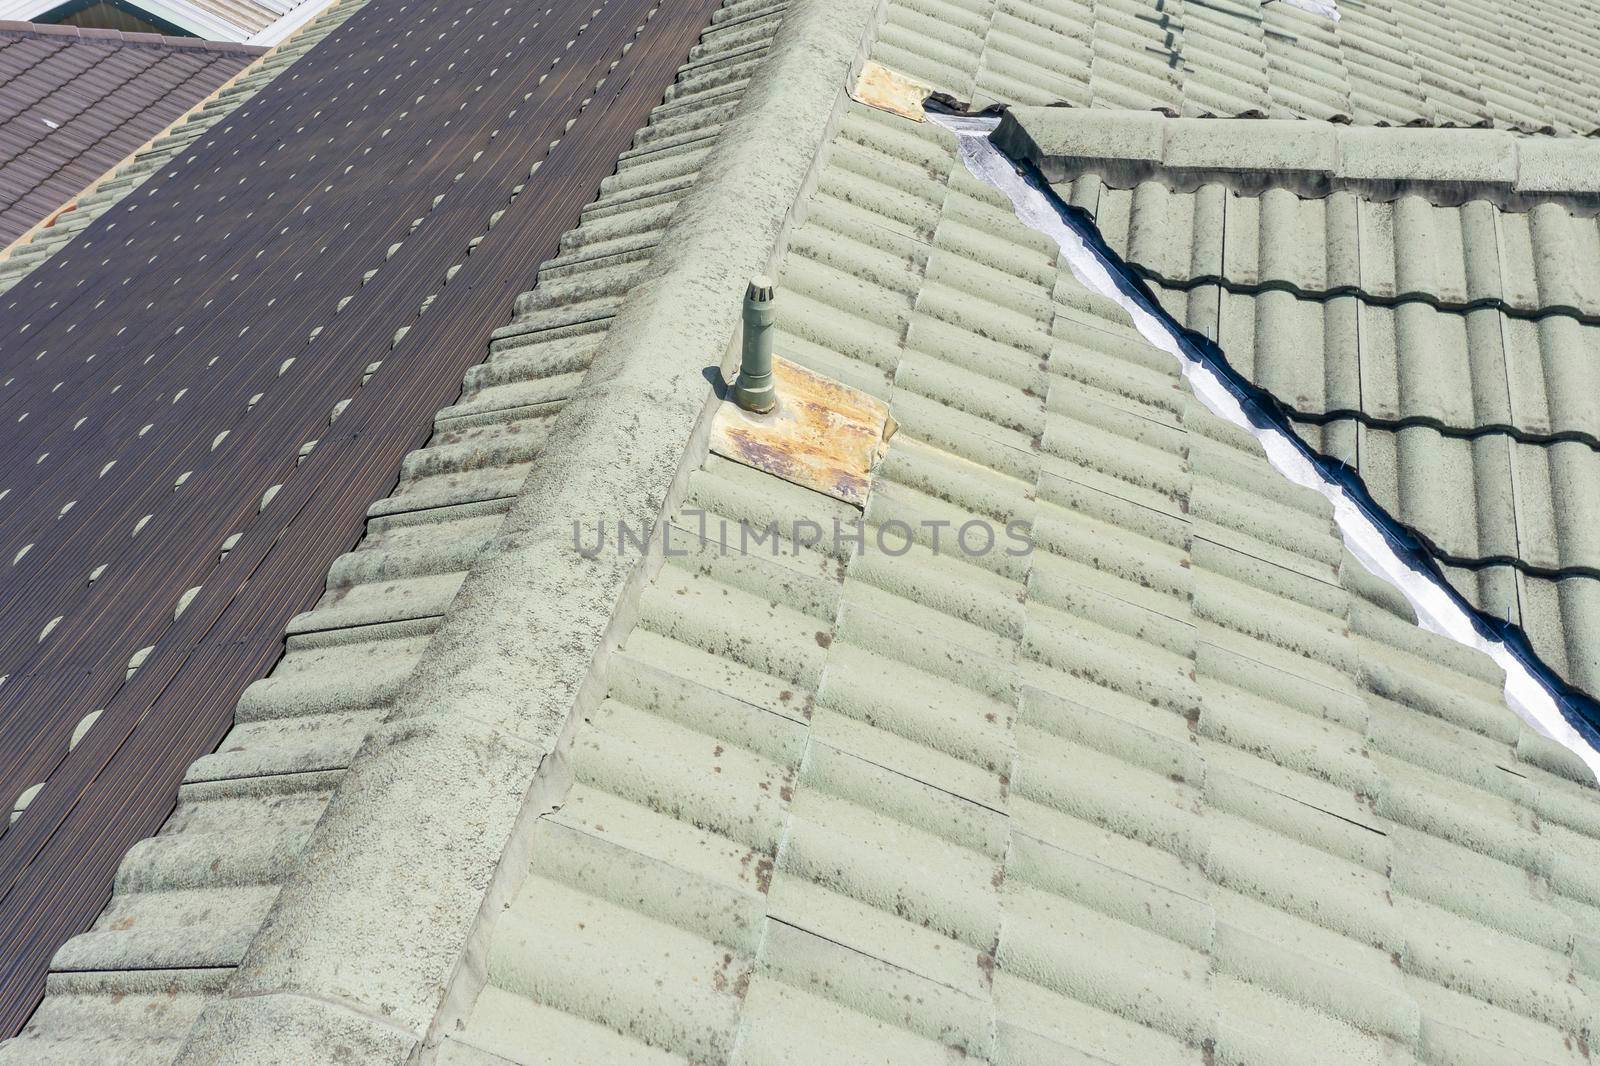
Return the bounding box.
[734,276,776,413]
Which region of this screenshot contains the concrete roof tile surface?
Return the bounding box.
[431,0,1600,1058]
[434,91,1600,1059]
[879,0,1600,135]
[1050,140,1600,698]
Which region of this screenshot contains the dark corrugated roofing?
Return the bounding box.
[0,0,722,1037]
[0,1,789,1054]
[0,20,259,245]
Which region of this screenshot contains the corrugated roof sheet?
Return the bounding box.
[0,0,792,1058]
[0,20,258,246]
[0,0,738,1037]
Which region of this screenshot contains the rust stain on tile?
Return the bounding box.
[710,356,893,507]
[849,60,933,122]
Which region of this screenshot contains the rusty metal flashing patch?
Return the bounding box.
[710,356,894,506]
[849,60,933,122]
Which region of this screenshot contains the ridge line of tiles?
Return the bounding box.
[995,106,1600,214]
[165,0,887,1059]
[0,19,266,54]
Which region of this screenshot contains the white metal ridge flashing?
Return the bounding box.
[251,0,339,47]
[926,101,1600,783]
[0,0,334,45]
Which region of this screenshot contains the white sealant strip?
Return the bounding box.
[929,108,1600,782]
[1276,0,1340,21]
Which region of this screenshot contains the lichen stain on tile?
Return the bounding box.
[710,356,894,507]
[849,60,933,122]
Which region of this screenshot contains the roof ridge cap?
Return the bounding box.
[0,20,265,55]
[995,106,1600,212]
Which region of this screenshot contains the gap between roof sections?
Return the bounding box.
[924,103,1600,783]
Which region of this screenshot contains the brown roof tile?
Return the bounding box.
[0,24,258,245]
